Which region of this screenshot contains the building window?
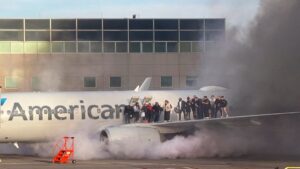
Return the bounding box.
[78,42,90,53]
[186,76,198,87]
[155,19,178,29]
[0,42,11,53]
[52,31,76,41]
[130,42,141,53]
[11,42,23,53]
[103,42,115,53]
[84,77,96,88]
[155,42,166,53]
[90,42,102,53]
[78,31,102,41]
[167,42,178,52]
[25,31,50,41]
[25,19,49,29]
[38,42,50,53]
[142,42,153,53]
[180,31,204,41]
[192,42,204,53]
[129,19,153,30]
[161,76,172,87]
[116,42,128,53]
[0,31,23,41]
[110,76,121,88]
[5,76,19,89]
[65,42,76,53]
[24,42,38,53]
[0,19,23,29]
[205,19,225,30]
[77,19,102,29]
[129,31,153,41]
[103,19,127,30]
[52,19,76,29]
[52,42,64,53]
[155,31,178,41]
[180,42,191,52]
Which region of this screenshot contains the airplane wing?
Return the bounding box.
[100,112,300,144]
[151,112,300,134]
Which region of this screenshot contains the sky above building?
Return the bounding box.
[0,0,260,28]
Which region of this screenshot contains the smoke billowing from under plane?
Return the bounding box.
[0,129,254,160]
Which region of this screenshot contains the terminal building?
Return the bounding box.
[0,18,225,92]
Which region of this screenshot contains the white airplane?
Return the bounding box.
[0,77,299,147]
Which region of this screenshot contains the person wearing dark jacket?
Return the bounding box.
[191,96,197,119]
[196,97,203,119]
[124,105,131,124]
[214,96,222,117]
[220,96,229,117]
[210,95,217,118]
[133,102,140,122]
[176,98,186,121]
[152,102,162,122]
[202,96,211,118]
[185,97,191,120]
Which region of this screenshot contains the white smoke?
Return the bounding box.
[20,128,253,160]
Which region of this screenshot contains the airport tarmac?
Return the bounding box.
[0,155,299,169]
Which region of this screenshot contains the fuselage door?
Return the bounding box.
[142,96,153,104]
[129,96,140,105]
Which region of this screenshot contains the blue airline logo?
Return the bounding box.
[0,98,7,106]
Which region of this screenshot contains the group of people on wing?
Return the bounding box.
[176,95,228,120]
[123,100,172,123]
[123,95,229,124]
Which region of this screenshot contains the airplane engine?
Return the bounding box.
[100,126,161,144]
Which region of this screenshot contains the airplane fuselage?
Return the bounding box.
[0,90,222,142]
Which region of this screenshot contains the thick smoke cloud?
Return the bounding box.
[199,0,300,115]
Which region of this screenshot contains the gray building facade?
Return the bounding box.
[0,18,225,92]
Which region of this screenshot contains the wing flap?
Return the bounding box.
[152,112,300,134]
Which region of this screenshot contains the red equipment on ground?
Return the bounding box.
[52,136,76,164]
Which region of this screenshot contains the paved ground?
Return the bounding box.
[0,155,299,169]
